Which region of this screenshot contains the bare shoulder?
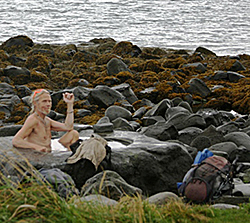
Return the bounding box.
[24,113,39,127]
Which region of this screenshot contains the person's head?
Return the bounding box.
[30,89,52,115]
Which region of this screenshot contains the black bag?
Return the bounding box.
[178,155,233,203]
[65,138,112,190]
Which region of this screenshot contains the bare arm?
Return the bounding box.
[12,116,48,152]
[51,92,75,131]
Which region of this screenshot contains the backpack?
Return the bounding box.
[178,155,233,204]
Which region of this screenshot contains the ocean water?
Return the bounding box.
[0,0,249,56]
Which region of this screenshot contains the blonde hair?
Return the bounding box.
[30,89,50,113]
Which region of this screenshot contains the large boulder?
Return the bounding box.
[0,130,193,196]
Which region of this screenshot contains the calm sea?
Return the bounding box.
[0,0,249,56]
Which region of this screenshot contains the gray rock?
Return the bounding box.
[182,62,207,73]
[229,60,246,72]
[216,122,240,135]
[178,101,193,113]
[187,78,211,97]
[112,83,138,104]
[140,122,178,141]
[178,127,203,145]
[146,191,182,205]
[88,85,125,108]
[81,170,142,200]
[107,58,131,76]
[165,106,191,120]
[213,71,245,82]
[0,125,22,137]
[112,117,134,131]
[75,194,118,206]
[71,86,91,100]
[76,109,92,117]
[227,71,245,82]
[0,82,15,94]
[144,98,172,117]
[208,142,238,162]
[0,130,193,196]
[105,105,132,122]
[190,136,212,151]
[224,132,250,151]
[3,65,30,84]
[133,106,147,119]
[93,123,114,133]
[141,116,165,127]
[198,125,225,145]
[211,203,240,210]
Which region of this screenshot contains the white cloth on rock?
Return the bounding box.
[66,135,107,170]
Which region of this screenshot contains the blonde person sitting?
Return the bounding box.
[12,89,79,153]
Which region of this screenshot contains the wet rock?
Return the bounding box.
[112,83,138,104]
[88,85,125,108]
[178,127,203,145]
[0,125,22,137]
[81,170,142,200]
[194,46,217,57]
[112,117,134,131]
[107,57,131,76]
[165,106,191,120]
[190,135,211,151]
[0,35,33,51]
[208,142,239,162]
[74,194,118,206]
[146,191,182,205]
[211,203,240,210]
[182,62,207,73]
[76,109,92,117]
[141,122,178,141]
[213,71,245,82]
[93,117,114,133]
[216,122,240,134]
[105,105,132,122]
[141,115,165,127]
[145,98,172,117]
[132,106,147,119]
[229,60,246,72]
[0,82,15,94]
[198,125,225,145]
[3,65,30,84]
[187,78,211,97]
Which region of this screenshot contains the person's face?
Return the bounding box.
[35,93,52,115]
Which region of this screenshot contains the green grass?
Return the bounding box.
[0,152,249,223]
[0,178,249,223]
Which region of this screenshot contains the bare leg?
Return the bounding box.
[59,129,79,150]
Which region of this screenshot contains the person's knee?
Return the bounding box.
[71,129,79,140]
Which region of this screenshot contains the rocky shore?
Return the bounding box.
[1,35,250,206]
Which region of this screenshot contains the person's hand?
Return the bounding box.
[63,92,74,104]
[36,145,49,153]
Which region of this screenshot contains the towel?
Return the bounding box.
[67,135,107,170]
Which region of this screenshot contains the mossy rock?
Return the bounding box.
[25,54,51,74]
[0,50,9,61]
[95,53,117,65]
[51,71,74,89]
[71,62,88,74]
[162,57,187,69]
[141,60,165,73]
[115,71,134,83]
[139,71,159,88]
[30,69,48,82]
[72,51,98,63]
[0,35,34,53]
[111,41,133,57]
